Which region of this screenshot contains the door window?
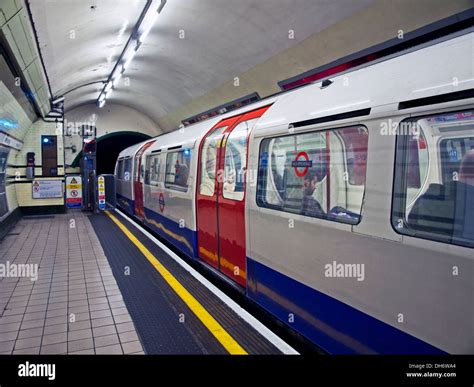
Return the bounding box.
[222,119,257,201]
[199,126,227,196]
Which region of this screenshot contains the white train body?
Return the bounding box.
[116,30,474,354]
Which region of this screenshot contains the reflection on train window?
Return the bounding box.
[145,155,162,186]
[257,125,368,224]
[199,126,227,196]
[393,110,474,248]
[165,149,192,191]
[223,119,257,201]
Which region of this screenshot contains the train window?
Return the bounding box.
[124,158,132,181]
[165,149,192,191]
[145,155,162,186]
[223,119,257,201]
[116,159,124,180]
[257,125,368,224]
[199,126,227,196]
[392,110,474,248]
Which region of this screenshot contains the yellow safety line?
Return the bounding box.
[105,211,248,355]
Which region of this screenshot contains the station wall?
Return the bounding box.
[155,0,474,132]
[64,103,162,170]
[1,79,64,234]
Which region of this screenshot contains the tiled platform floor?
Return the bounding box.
[0,211,144,355]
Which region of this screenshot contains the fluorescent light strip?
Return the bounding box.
[123,48,137,71]
[138,12,158,43]
[112,72,122,87]
[96,0,167,107]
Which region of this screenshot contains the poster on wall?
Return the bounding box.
[65,176,83,209]
[32,180,63,199]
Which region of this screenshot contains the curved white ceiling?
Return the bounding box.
[30,0,372,130]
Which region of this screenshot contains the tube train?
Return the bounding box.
[115,30,473,354]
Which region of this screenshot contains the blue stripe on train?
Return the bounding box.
[116,193,135,216]
[143,207,197,259]
[247,257,446,354]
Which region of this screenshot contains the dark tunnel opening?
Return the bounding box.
[70,132,151,175]
[96,132,151,175]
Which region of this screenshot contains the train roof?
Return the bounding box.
[117,137,155,159]
[120,30,472,156]
[253,30,473,135]
[144,96,280,154]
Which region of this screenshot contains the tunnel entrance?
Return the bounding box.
[71,131,151,175]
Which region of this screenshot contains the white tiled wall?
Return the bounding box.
[1,81,64,211]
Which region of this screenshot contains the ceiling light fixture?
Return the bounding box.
[96,0,167,108]
[112,72,122,87]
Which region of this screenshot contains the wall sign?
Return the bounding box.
[32,180,63,199]
[66,175,82,208]
[98,176,106,210]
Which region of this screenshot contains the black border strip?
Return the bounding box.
[291,108,371,128]
[398,89,474,110]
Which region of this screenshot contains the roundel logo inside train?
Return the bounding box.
[159,193,165,212]
[292,151,313,177]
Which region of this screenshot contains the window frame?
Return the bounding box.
[256,124,369,226]
[391,110,474,248]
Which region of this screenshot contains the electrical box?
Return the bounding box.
[26,152,35,179]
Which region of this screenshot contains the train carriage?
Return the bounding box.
[115,29,474,354]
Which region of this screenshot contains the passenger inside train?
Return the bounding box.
[258,126,367,224]
[165,150,192,190]
[301,169,325,217]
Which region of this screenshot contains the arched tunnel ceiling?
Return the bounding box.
[29,0,373,130]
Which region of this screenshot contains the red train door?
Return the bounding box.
[133,141,155,219]
[196,106,271,287]
[196,116,241,270]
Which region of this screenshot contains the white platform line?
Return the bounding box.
[114,209,299,355]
